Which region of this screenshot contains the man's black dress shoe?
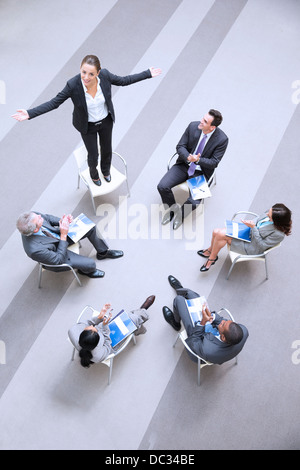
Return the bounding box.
[78,269,105,278]
[140,295,156,310]
[161,203,180,225]
[96,250,124,260]
[104,175,111,183]
[168,275,183,291]
[162,306,181,331]
[92,178,102,186]
[173,209,183,230]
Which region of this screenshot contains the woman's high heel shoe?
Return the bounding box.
[197,249,211,258]
[200,257,218,272]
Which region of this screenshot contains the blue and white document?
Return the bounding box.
[225,220,251,242]
[187,175,212,200]
[68,213,95,243]
[108,310,137,348]
[185,296,209,324]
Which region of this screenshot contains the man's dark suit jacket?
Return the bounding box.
[21,213,73,267]
[176,121,229,181]
[185,313,248,365]
[27,68,152,134]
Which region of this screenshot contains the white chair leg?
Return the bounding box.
[226,259,237,280]
[70,267,82,287]
[197,358,201,386]
[108,358,113,385]
[71,347,76,361]
[264,256,269,280]
[38,264,43,288]
[173,333,180,348]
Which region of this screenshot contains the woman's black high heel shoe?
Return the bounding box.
[197,249,211,258]
[200,257,218,272]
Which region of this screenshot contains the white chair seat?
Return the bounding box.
[167,152,216,207]
[226,211,281,280]
[173,328,213,386]
[173,308,238,385]
[38,242,82,287]
[70,306,136,384]
[79,164,127,197]
[73,145,130,214]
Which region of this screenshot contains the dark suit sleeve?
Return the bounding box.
[185,313,224,360]
[176,122,198,164]
[103,68,152,87]
[27,81,73,119]
[199,132,229,173]
[28,239,69,266]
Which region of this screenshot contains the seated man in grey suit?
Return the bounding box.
[162,275,248,364]
[157,110,228,229]
[16,211,123,278]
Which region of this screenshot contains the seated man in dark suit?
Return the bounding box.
[16,211,123,279]
[162,275,248,365]
[157,110,229,229]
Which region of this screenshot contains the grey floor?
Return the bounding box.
[0,0,299,450]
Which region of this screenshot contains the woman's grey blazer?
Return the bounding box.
[68,308,149,363]
[230,212,285,255]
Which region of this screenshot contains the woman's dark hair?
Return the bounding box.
[81,55,101,72]
[78,330,100,368]
[271,203,292,235]
[208,109,223,127]
[224,322,243,345]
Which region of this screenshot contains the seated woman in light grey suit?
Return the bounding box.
[198,203,292,272]
[68,296,155,368]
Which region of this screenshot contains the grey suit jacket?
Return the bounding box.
[176,121,229,181]
[21,213,69,267]
[27,68,152,134]
[185,313,249,365]
[231,212,285,255]
[68,308,149,363]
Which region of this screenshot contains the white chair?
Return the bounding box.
[226,211,281,280]
[70,305,136,385]
[38,242,82,287]
[73,145,130,214]
[167,152,216,208]
[173,308,238,386]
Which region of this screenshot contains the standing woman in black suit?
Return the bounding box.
[12,55,161,186]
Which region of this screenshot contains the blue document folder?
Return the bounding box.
[108,310,137,348]
[225,220,251,242]
[186,175,211,200]
[67,213,95,243]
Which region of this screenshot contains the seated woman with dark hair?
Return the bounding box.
[68,296,155,368]
[198,203,292,272]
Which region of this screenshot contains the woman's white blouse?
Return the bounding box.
[82,77,108,122]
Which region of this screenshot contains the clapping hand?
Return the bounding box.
[201,304,213,325]
[241,219,255,228]
[59,215,70,240]
[99,303,112,325]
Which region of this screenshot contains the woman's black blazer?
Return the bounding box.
[27,68,152,134]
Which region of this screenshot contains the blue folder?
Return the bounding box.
[108,310,137,348]
[225,220,251,242]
